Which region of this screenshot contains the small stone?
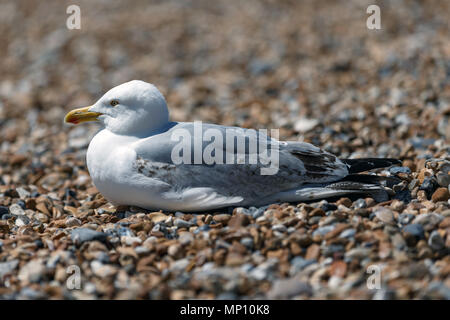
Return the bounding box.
[402,224,425,246]
[329,260,347,277]
[0,206,9,217]
[336,197,352,208]
[228,214,250,229]
[417,190,428,201]
[398,213,414,225]
[312,225,335,237]
[413,213,444,231]
[267,278,312,298]
[149,212,167,223]
[15,187,30,199]
[240,237,254,250]
[428,231,445,251]
[179,232,194,245]
[419,177,439,198]
[174,218,192,229]
[290,257,316,275]
[436,172,450,187]
[71,228,108,244]
[339,229,356,239]
[15,215,30,227]
[9,203,25,216]
[0,259,19,279]
[65,217,82,227]
[408,179,420,191]
[431,187,450,202]
[35,202,51,215]
[389,166,411,174]
[90,261,117,277]
[18,260,45,283]
[121,236,142,246]
[213,214,231,224]
[345,248,370,260]
[168,244,183,259]
[353,198,367,209]
[294,118,318,133]
[305,244,320,260]
[374,207,395,225]
[439,217,450,228]
[272,224,287,233]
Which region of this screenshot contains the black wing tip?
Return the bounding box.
[342,157,402,174]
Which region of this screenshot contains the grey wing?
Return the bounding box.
[130,122,349,207]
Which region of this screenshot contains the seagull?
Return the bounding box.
[65,80,401,212]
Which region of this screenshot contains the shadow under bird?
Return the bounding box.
[64,80,401,212]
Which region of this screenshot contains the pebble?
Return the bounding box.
[174,218,193,229]
[0,260,19,279]
[267,278,312,298]
[71,228,108,244]
[91,261,117,277]
[402,224,425,245]
[436,172,450,187]
[428,231,445,251]
[65,217,82,227]
[374,207,396,225]
[339,228,356,239]
[15,215,30,227]
[305,244,321,260]
[272,224,287,233]
[213,214,231,224]
[0,206,9,217]
[412,213,443,231]
[18,260,45,283]
[353,198,367,209]
[389,167,411,174]
[431,187,450,202]
[9,203,25,216]
[419,177,439,198]
[121,236,142,246]
[294,118,318,133]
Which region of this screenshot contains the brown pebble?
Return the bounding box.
[431,188,450,202]
[308,208,325,217]
[228,214,250,229]
[213,214,231,224]
[36,202,50,215]
[336,197,352,208]
[305,243,320,260]
[329,260,347,277]
[417,190,428,201]
[439,217,450,228]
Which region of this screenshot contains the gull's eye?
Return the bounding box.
[110,100,119,107]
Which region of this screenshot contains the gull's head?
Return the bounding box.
[64,80,169,136]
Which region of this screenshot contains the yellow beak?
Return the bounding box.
[64,106,102,124]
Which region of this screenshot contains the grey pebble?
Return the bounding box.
[339,228,356,239]
[174,218,193,229]
[428,231,445,251]
[312,225,335,237]
[402,224,425,239]
[9,203,25,216]
[0,259,19,279]
[71,228,108,244]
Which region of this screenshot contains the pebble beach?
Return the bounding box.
[0,0,449,299]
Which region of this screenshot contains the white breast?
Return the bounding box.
[86,129,139,203]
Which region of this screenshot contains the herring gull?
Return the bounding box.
[64,80,400,211]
